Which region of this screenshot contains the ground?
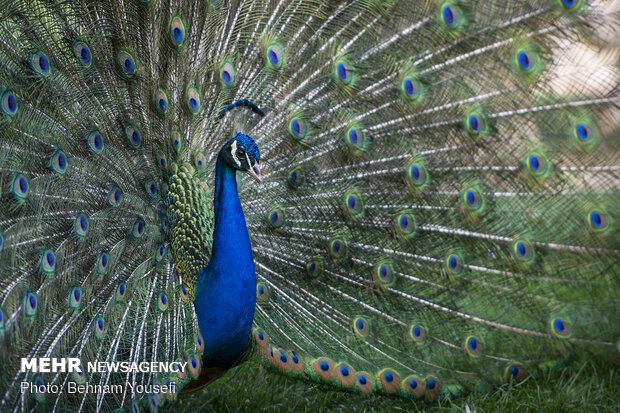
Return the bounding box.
[170,353,618,412]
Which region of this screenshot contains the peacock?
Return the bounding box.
[0,0,618,411]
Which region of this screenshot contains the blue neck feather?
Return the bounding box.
[194,152,257,368]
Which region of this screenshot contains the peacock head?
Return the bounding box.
[222,131,262,185]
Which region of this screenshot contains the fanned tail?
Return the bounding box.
[224,0,620,400]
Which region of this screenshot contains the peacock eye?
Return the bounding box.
[235,148,246,159]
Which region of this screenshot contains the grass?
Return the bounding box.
[170,353,619,412]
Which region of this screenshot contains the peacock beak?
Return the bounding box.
[247,157,263,186]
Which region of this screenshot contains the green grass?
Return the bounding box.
[170,354,618,412]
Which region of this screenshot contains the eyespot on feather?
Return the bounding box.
[73,40,92,67]
[87,130,104,154]
[353,317,369,337]
[118,49,136,77]
[402,375,425,398]
[40,250,56,275]
[355,372,374,394]
[311,358,336,382]
[220,62,236,86]
[1,89,18,117]
[125,125,142,148]
[377,368,401,393]
[12,173,29,200]
[187,87,201,114]
[154,88,169,116]
[31,51,50,77]
[169,16,186,47]
[74,214,89,238]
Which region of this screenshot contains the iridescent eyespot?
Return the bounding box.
[441,4,461,28]
[74,214,89,237]
[401,76,422,101]
[463,189,482,210]
[132,219,145,238]
[12,173,29,200]
[255,329,268,346]
[288,118,308,140]
[425,376,441,400]
[574,122,597,145]
[2,89,18,117]
[467,114,487,135]
[187,87,201,114]
[550,317,571,338]
[220,63,235,86]
[94,316,105,339]
[97,252,109,274]
[32,375,46,402]
[180,284,189,301]
[588,210,609,232]
[465,336,482,357]
[374,261,395,286]
[188,354,201,378]
[49,150,68,175]
[71,365,86,384]
[266,45,283,70]
[154,88,169,115]
[312,358,335,381]
[345,126,365,151]
[504,362,527,382]
[329,237,347,259]
[526,152,549,177]
[334,60,353,85]
[256,283,269,300]
[145,179,158,198]
[115,283,126,300]
[169,16,186,47]
[108,187,123,207]
[87,130,104,154]
[519,52,532,70]
[515,49,538,74]
[306,258,323,278]
[195,334,204,353]
[155,244,165,262]
[156,152,167,169]
[353,317,369,337]
[402,375,425,397]
[41,250,56,274]
[395,212,416,238]
[194,152,206,171]
[25,291,38,316]
[171,130,181,151]
[379,369,400,393]
[287,168,304,188]
[410,324,426,343]
[69,287,82,308]
[118,50,136,77]
[344,191,364,217]
[158,293,168,311]
[125,125,141,148]
[560,0,580,9]
[513,240,534,262]
[31,51,50,76]
[355,373,374,394]
[446,253,463,274]
[406,161,428,188]
[268,207,285,228]
[73,41,92,67]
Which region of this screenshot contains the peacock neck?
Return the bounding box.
[194,152,257,368]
